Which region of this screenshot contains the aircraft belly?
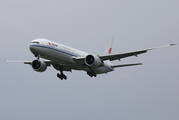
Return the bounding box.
[40,46,73,64]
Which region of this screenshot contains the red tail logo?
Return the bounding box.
[108,48,112,54]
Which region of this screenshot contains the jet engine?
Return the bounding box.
[31,60,47,72]
[85,55,102,67]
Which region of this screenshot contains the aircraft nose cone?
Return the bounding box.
[29,45,38,55]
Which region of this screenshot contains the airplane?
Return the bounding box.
[5,38,176,80]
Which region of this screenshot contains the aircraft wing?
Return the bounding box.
[5,60,51,66]
[5,60,32,64]
[5,60,73,71]
[98,44,176,61]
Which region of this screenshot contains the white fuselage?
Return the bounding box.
[29,38,113,74]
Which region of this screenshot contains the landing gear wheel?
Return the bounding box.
[60,76,63,80]
[57,73,60,77]
[94,73,97,77]
[87,71,97,78]
[57,73,67,80]
[57,73,62,80]
[56,66,67,80]
[63,75,67,80]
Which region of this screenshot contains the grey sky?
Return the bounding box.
[0,0,179,120]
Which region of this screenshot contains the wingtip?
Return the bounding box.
[170,43,177,46]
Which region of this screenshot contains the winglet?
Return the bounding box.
[146,43,177,51]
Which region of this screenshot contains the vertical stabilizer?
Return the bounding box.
[104,38,114,66]
[104,38,114,55]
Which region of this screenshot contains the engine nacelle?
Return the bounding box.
[31,60,47,72]
[85,54,102,67]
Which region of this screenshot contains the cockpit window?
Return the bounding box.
[31,41,39,44]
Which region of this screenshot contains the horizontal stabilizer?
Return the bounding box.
[111,63,142,68]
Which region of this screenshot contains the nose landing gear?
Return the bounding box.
[35,54,40,61]
[57,69,67,80]
[57,73,67,80]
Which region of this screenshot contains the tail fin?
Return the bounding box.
[104,38,114,55]
[104,38,114,66]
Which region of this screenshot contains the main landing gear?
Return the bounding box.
[87,71,97,78]
[57,70,67,80]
